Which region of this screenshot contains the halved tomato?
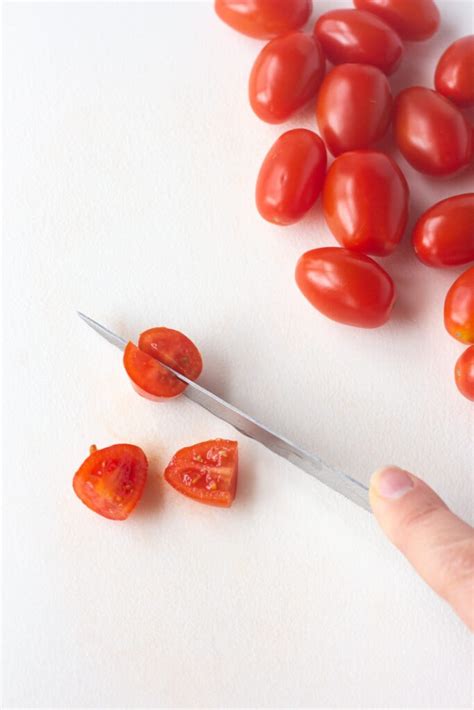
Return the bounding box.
[164,439,238,507]
[73,444,148,520]
[123,327,203,400]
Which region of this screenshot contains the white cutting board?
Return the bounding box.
[3,1,473,707]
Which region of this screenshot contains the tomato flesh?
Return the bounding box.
[314,9,403,75]
[249,32,325,124]
[353,0,440,41]
[455,346,474,401]
[164,439,238,507]
[295,247,396,328]
[444,266,474,344]
[214,0,312,39]
[323,151,409,256]
[73,444,148,520]
[435,35,474,108]
[412,194,474,267]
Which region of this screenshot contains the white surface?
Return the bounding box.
[3,1,474,707]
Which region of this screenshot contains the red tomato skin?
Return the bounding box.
[314,9,403,75]
[73,444,148,520]
[353,0,440,41]
[394,87,472,176]
[249,32,326,123]
[295,247,396,328]
[256,129,327,225]
[214,0,312,39]
[435,36,474,108]
[164,440,238,508]
[444,266,474,344]
[323,151,409,256]
[455,346,474,401]
[316,63,392,156]
[413,194,474,267]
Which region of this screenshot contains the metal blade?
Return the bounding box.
[78,312,370,511]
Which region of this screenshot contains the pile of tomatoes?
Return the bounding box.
[215,0,474,401]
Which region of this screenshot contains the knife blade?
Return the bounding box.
[78,312,370,511]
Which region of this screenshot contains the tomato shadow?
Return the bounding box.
[232,439,256,508]
[134,454,164,519]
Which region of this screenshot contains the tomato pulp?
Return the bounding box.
[214,0,312,39]
[444,266,474,344]
[412,194,474,267]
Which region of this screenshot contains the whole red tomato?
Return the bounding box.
[455,346,474,401]
[444,266,474,344]
[412,194,474,267]
[435,36,474,108]
[314,9,403,75]
[249,32,325,123]
[316,63,392,156]
[214,0,312,39]
[256,129,326,225]
[323,151,409,256]
[295,247,396,327]
[353,0,440,41]
[394,87,472,176]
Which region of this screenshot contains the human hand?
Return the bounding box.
[370,466,474,631]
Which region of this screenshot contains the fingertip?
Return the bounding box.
[370,465,415,504]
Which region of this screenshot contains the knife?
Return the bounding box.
[78,312,370,512]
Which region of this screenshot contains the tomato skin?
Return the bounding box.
[353,0,440,41]
[164,440,238,508]
[455,346,474,401]
[323,151,409,256]
[444,266,474,344]
[214,0,312,39]
[412,194,474,267]
[435,36,474,108]
[314,9,403,75]
[73,444,148,520]
[256,129,327,225]
[295,247,396,327]
[249,32,325,123]
[316,63,392,156]
[394,87,472,176]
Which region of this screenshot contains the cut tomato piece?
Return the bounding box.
[73,444,148,520]
[164,439,238,507]
[123,327,203,401]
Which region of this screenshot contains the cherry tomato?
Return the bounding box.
[323,151,409,256]
[73,444,148,520]
[249,32,325,123]
[353,0,440,41]
[256,129,326,225]
[435,36,474,108]
[314,9,403,75]
[412,194,474,267]
[123,327,203,401]
[394,87,472,176]
[164,439,238,507]
[455,346,474,401]
[295,247,395,327]
[214,0,312,39]
[444,266,474,344]
[316,63,392,156]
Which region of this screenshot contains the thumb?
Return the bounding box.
[370,466,474,631]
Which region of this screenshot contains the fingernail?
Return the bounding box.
[371,466,414,499]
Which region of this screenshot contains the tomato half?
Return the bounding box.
[123,327,203,401]
[393,87,472,176]
[314,9,403,75]
[73,444,148,520]
[316,63,392,156]
[256,129,326,225]
[295,247,395,327]
[164,439,238,507]
[435,36,474,108]
[353,0,440,41]
[214,0,312,39]
[455,346,474,401]
[412,194,474,267]
[444,266,474,344]
[323,151,409,256]
[249,32,325,123]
